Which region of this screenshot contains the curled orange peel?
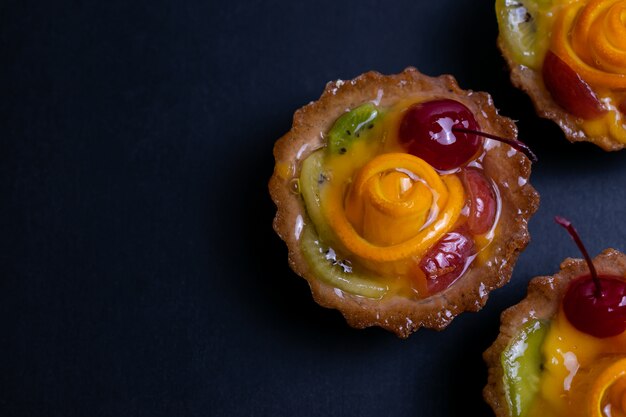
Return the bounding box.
[321,153,464,263]
[552,0,626,89]
[587,358,626,417]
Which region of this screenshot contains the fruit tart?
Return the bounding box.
[497,0,626,150]
[485,217,626,417]
[269,67,539,338]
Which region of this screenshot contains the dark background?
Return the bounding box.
[1,0,625,416]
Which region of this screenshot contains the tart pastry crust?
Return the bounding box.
[269,67,539,338]
[483,249,626,417]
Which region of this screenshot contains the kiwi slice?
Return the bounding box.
[327,103,379,155]
[501,319,549,417]
[299,150,388,299]
[300,224,388,299]
[300,149,335,242]
[496,0,553,69]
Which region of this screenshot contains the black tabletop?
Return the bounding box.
[2,1,626,416]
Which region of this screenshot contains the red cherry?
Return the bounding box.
[419,228,475,294]
[542,51,607,120]
[555,216,626,338]
[461,168,497,235]
[398,99,482,171]
[563,275,626,338]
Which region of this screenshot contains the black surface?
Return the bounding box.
[2,1,626,416]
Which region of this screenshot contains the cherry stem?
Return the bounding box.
[452,127,538,163]
[554,216,602,297]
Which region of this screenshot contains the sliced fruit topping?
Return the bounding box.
[327,103,379,155]
[551,0,626,90]
[322,152,465,263]
[300,150,335,243]
[496,0,553,68]
[587,358,626,417]
[461,168,497,235]
[543,51,608,120]
[300,224,388,299]
[418,228,475,294]
[555,216,626,338]
[501,319,549,417]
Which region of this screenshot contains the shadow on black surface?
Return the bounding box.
[407,309,499,417]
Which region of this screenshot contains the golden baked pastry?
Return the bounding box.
[497,0,626,150]
[485,218,626,417]
[269,68,539,338]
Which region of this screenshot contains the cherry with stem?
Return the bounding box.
[555,216,626,338]
[398,99,538,171]
[555,215,601,297]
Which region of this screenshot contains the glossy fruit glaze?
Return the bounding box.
[294,97,533,300]
[398,99,482,171]
[563,275,626,338]
[521,309,626,417]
